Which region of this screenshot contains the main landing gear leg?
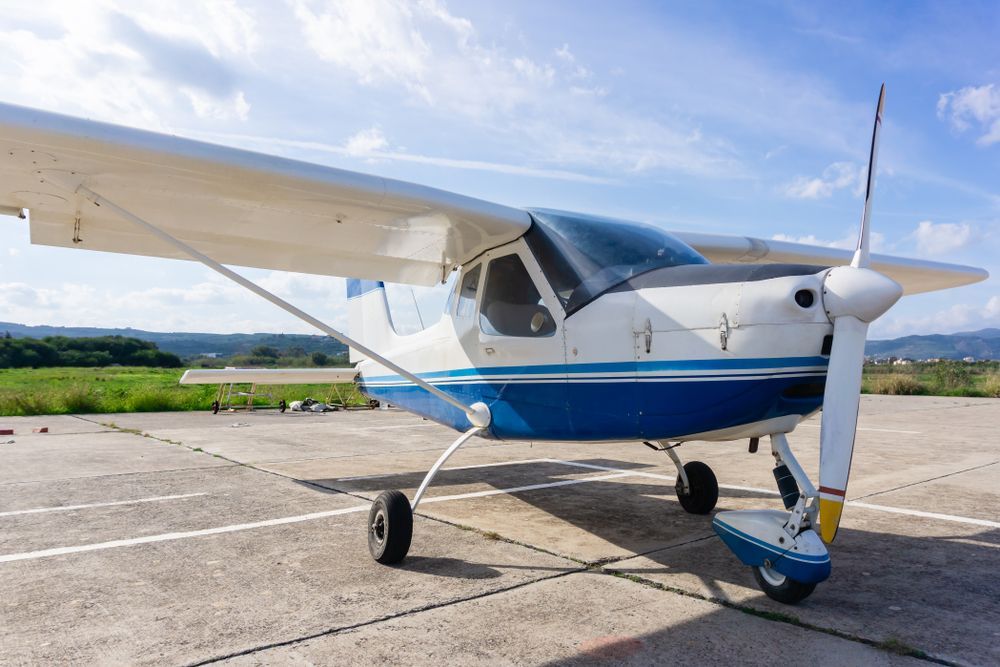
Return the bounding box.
[712,432,830,605]
[368,425,484,564]
[644,441,719,514]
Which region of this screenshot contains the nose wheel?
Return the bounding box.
[753,562,817,604]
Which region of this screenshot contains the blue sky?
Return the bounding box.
[0,0,997,338]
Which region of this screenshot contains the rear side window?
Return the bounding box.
[480,254,556,337]
[454,264,481,318]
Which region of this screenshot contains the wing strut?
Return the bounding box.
[64,183,491,429]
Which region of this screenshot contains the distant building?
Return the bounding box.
[963,356,976,363]
[893,358,913,366]
[199,352,223,358]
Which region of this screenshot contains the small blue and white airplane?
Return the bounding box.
[0,86,987,603]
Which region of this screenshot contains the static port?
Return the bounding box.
[794,289,815,308]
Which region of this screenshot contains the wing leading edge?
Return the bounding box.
[0,103,985,294]
[673,231,987,295]
[0,102,529,286]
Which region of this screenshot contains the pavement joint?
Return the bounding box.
[183,568,583,666]
[850,459,1000,501]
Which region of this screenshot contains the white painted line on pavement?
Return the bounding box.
[547,458,998,529]
[848,502,1000,529]
[0,504,371,564]
[0,471,627,564]
[0,493,208,518]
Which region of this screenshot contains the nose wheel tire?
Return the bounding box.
[675,461,719,514]
[368,490,412,564]
[752,563,817,604]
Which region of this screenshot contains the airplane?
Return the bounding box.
[0,86,987,604]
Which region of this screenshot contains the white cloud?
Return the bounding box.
[872,296,1000,338]
[344,127,390,156]
[912,220,975,256]
[288,0,739,178]
[0,270,348,335]
[937,84,1000,146]
[783,161,867,199]
[0,0,257,128]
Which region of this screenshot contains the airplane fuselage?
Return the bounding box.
[355,227,834,442]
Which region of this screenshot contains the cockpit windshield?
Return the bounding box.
[525,208,708,316]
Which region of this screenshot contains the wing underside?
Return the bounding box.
[0,103,529,286]
[0,103,985,295]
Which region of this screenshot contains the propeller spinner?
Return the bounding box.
[818,84,901,543]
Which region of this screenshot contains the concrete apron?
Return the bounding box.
[0,396,996,665]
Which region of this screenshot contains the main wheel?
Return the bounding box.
[752,563,817,604]
[367,490,412,564]
[675,461,718,514]
[278,399,287,413]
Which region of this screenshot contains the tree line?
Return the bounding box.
[0,334,182,368]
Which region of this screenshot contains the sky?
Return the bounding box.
[0,0,998,339]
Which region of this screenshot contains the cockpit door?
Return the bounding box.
[467,240,569,439]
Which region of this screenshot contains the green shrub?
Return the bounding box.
[932,361,972,390]
[61,385,103,414]
[981,374,1000,398]
[125,387,179,412]
[870,374,927,395]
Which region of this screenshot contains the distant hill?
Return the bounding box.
[866,328,1000,360]
[0,322,348,359]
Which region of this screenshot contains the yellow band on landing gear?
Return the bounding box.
[819,498,844,543]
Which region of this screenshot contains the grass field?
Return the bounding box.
[1,362,998,417]
[0,367,363,416]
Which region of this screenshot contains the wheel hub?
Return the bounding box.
[371,510,386,544]
[758,562,787,587]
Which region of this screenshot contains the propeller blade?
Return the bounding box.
[818,314,868,543]
[852,83,885,270]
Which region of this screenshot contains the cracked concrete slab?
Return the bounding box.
[224,571,920,666]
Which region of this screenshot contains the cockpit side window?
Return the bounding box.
[479,254,556,337]
[454,264,481,318]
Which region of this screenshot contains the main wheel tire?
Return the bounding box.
[211,400,220,414]
[752,564,817,604]
[675,461,718,514]
[367,490,412,564]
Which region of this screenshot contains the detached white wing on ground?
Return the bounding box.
[179,368,357,385]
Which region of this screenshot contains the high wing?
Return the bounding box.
[0,102,986,294]
[0,102,529,286]
[179,368,357,385]
[673,231,987,295]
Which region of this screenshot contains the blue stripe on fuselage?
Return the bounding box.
[358,357,827,441]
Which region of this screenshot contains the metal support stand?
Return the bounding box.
[411,427,483,511]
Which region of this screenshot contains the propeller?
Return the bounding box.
[818,84,902,543]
